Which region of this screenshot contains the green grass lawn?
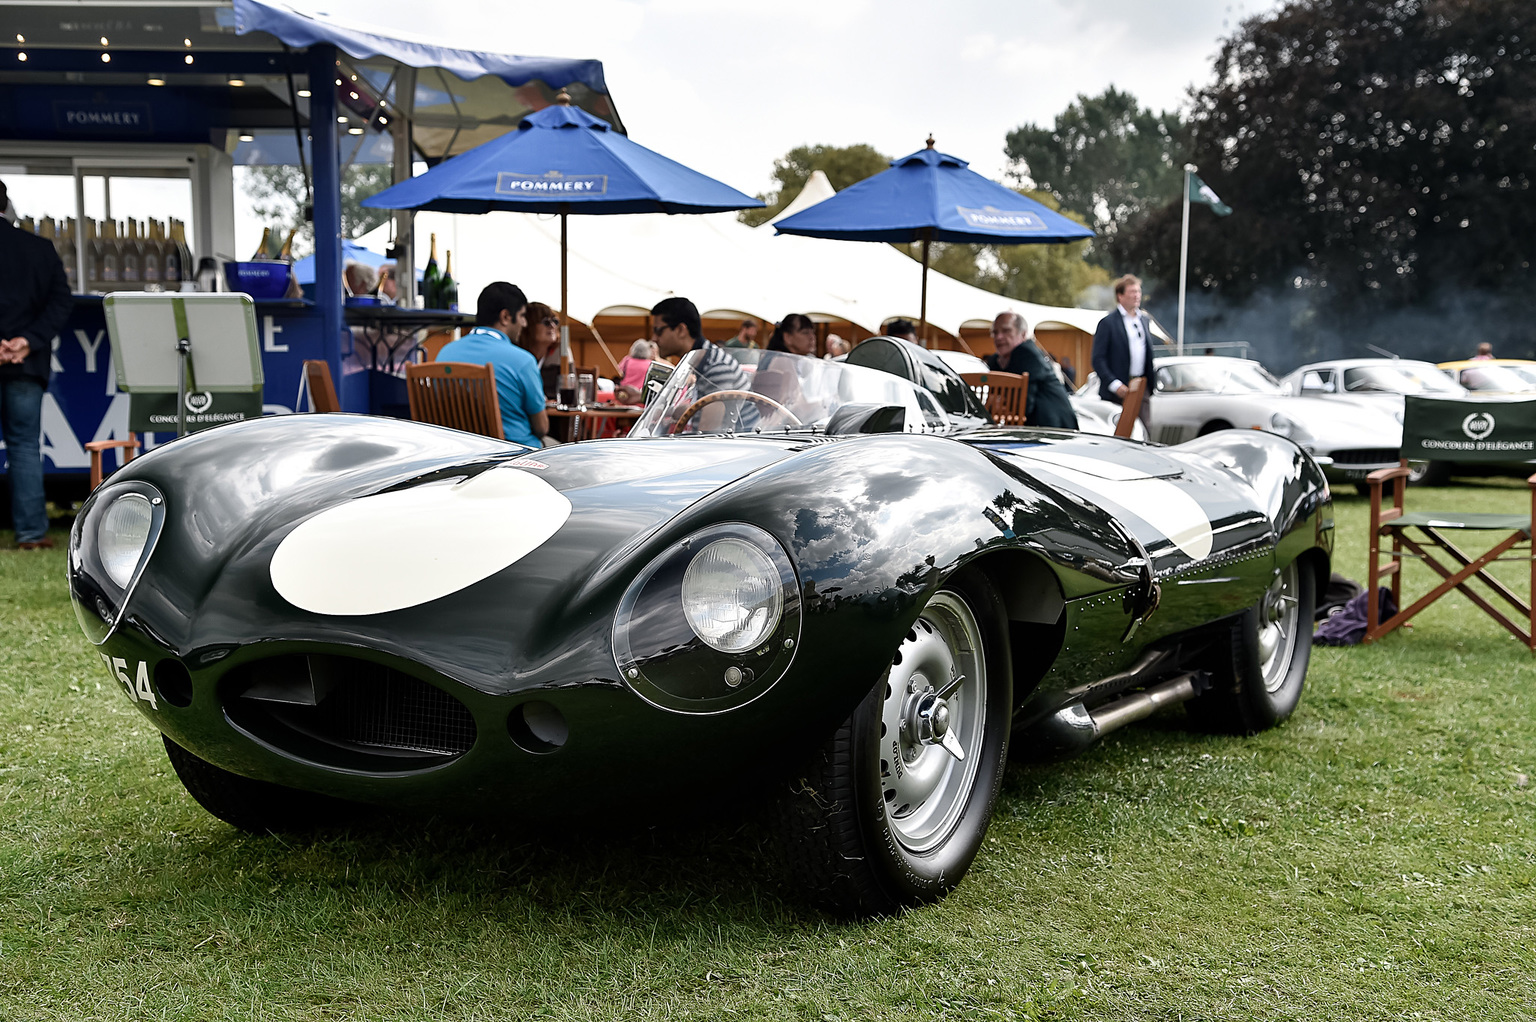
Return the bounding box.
[3,481,1534,1021]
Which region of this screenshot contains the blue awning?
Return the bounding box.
[231,0,611,95]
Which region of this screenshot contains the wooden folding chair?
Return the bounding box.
[960,371,1029,426]
[1114,377,1147,438]
[404,362,504,440]
[84,438,140,490]
[302,359,341,413]
[1365,394,1536,650]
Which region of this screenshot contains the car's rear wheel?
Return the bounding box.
[773,569,1011,916]
[1187,559,1315,734]
[163,735,357,834]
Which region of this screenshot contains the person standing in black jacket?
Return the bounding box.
[1,180,74,550]
[1091,274,1156,431]
[985,312,1078,430]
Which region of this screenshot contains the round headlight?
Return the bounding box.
[98,493,154,589]
[680,537,784,653]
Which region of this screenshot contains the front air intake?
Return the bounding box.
[222,654,476,771]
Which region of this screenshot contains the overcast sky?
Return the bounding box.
[6,0,1280,256]
[312,0,1280,192]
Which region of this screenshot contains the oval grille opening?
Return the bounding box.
[223,655,476,770]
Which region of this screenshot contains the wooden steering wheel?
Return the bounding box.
[674,390,802,431]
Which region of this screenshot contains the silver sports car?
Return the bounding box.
[1077,356,1405,487]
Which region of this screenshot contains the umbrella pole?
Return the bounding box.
[919,230,931,347]
[560,207,571,375]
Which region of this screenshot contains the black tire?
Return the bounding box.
[163,735,356,834]
[771,568,1012,916]
[1198,420,1233,436]
[1187,559,1316,735]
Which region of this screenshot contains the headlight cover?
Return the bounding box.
[69,481,166,645]
[1269,412,1313,445]
[615,523,801,714]
[99,493,155,588]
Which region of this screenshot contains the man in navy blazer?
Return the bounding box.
[1091,274,1156,430]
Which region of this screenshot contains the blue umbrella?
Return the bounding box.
[363,94,762,367]
[774,139,1094,341]
[291,239,391,286]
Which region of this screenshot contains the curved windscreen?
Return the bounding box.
[629,347,949,437]
[1342,363,1462,394]
[1156,360,1282,395]
[1458,364,1536,393]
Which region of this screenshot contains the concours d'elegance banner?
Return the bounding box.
[1404,395,1536,462]
[129,391,264,434]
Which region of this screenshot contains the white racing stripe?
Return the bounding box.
[270,466,572,616]
[1016,453,1213,561]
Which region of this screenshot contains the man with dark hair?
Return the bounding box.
[436,281,548,447]
[885,318,919,343]
[723,318,758,349]
[1091,274,1155,430]
[651,296,756,429]
[1,178,73,550]
[987,312,1078,430]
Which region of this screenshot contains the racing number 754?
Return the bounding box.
[99,652,158,710]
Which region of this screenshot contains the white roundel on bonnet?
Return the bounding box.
[270,467,571,616]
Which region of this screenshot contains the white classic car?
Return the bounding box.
[932,348,1148,440]
[1076,356,1406,490]
[1277,358,1466,417]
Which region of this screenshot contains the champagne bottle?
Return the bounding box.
[170,219,195,290]
[252,226,273,261]
[143,220,163,286]
[20,216,36,235]
[102,220,121,287]
[122,220,142,286]
[276,227,297,262]
[85,219,104,292]
[61,218,79,293]
[440,250,459,312]
[422,232,441,308]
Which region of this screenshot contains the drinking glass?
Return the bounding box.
[577,372,596,409]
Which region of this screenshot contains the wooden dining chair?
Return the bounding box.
[1114,377,1147,438]
[84,438,140,490]
[1365,394,1536,650]
[960,371,1029,426]
[404,362,504,440]
[302,359,341,413]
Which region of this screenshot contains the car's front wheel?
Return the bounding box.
[163,735,357,834]
[773,569,1012,916]
[1187,559,1315,734]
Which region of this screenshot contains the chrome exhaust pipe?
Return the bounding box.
[1088,672,1198,735]
[1025,672,1202,755]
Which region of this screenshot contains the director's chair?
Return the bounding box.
[1365,394,1536,650]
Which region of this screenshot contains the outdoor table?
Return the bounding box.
[547,404,644,442]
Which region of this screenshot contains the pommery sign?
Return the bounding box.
[52,100,154,135]
[496,171,609,195]
[955,206,1048,232]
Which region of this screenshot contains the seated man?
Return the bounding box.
[435,282,549,447]
[651,296,758,431]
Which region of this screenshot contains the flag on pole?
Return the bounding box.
[1188,174,1233,216]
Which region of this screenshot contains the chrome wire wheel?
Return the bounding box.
[877,591,987,855]
[1257,562,1301,693]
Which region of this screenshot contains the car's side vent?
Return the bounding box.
[1157,425,1186,445]
[221,654,476,771]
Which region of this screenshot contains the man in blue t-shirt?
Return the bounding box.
[436,282,549,448]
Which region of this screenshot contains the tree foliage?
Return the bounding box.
[738,144,890,227]
[1004,87,1188,247]
[1111,0,1536,302]
[239,164,395,256]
